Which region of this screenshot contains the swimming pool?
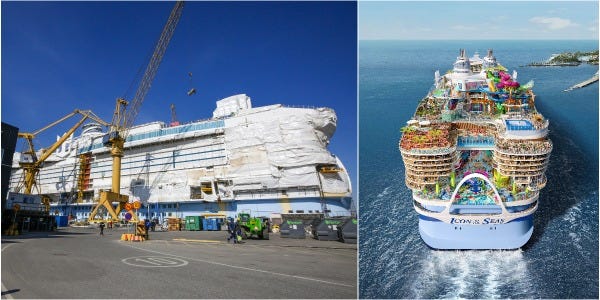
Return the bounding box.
[505,119,534,131]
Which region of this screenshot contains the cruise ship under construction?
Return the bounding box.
[6,2,353,226]
[399,49,552,249]
[8,94,353,223]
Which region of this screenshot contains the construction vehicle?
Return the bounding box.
[88,1,184,224]
[238,212,269,240]
[15,109,108,211]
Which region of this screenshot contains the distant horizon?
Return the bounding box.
[360,38,599,41]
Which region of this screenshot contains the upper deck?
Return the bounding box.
[400,49,549,154]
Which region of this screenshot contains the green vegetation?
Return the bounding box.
[549,52,579,63]
[415,101,440,117]
[400,126,417,133]
[400,125,451,150]
[549,50,599,65]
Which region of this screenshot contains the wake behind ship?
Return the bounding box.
[9,94,353,221]
[399,49,552,249]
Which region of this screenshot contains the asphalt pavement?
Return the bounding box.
[1,227,356,299]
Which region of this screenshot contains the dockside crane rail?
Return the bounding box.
[88,1,184,223]
[16,109,109,210]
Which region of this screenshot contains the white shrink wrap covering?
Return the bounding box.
[319,172,350,194]
[278,167,320,187]
[213,94,252,119]
[231,176,279,191]
[309,108,337,141]
[223,105,344,191]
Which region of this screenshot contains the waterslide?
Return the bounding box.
[493,169,509,188]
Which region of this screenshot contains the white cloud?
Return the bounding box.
[529,17,577,30]
[451,25,471,31]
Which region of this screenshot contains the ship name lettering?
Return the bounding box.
[450,218,472,224]
[450,218,505,224]
[483,218,505,224]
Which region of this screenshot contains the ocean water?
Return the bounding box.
[359,40,598,299]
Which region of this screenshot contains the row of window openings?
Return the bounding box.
[77,121,225,153]
[287,210,331,214]
[73,210,331,216]
[38,158,225,184]
[17,150,224,181]
[88,149,224,168]
[68,203,181,210]
[74,212,177,217]
[69,148,221,171]
[96,155,222,171]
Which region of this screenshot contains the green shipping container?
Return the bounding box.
[185,216,202,231]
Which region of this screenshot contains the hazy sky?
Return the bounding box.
[360,1,599,40]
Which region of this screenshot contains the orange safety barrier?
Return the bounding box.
[121,233,144,241]
[120,233,146,242]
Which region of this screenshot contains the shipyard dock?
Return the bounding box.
[1,227,356,299]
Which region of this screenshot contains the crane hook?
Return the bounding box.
[187,72,196,96]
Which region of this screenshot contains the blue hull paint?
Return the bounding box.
[418,215,534,250]
[54,197,352,220]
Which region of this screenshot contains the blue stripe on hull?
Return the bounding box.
[54,197,352,220]
[418,215,534,250]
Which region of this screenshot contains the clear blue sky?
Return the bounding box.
[360,1,599,40]
[1,1,357,194]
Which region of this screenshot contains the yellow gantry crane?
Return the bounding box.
[16,109,109,211]
[88,1,184,223]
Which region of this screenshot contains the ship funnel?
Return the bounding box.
[483,49,497,68]
[453,49,471,75]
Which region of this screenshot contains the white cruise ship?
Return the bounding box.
[399,49,552,249]
[8,94,353,222]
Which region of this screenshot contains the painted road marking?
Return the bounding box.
[172,238,221,243]
[121,256,189,268]
[123,244,354,287]
[1,244,16,300]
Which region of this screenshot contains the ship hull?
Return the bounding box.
[11,94,354,221]
[418,215,534,250]
[52,196,352,221]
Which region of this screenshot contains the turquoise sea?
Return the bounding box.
[359,40,598,298]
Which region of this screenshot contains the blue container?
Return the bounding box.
[203,219,220,231]
[55,216,68,227]
[202,218,209,231]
